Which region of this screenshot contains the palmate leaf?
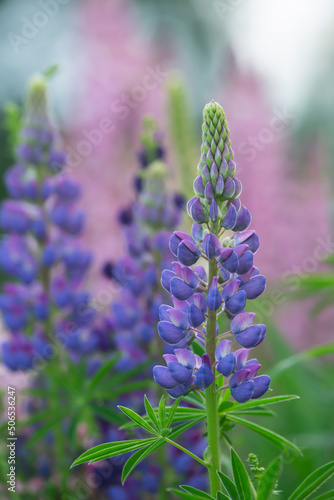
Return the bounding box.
[231,448,253,500]
[71,438,157,467]
[217,470,238,499]
[257,457,282,500]
[227,415,302,456]
[288,460,334,500]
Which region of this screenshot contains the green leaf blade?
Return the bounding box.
[158,395,166,428]
[288,460,334,500]
[71,438,156,467]
[257,457,282,500]
[166,397,182,427]
[217,492,231,500]
[118,406,159,435]
[227,395,299,413]
[144,395,160,431]
[217,470,238,499]
[227,415,302,456]
[180,485,214,498]
[122,438,164,484]
[231,448,253,500]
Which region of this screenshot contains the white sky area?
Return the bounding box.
[227,0,334,109]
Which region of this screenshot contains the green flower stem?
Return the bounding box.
[40,259,68,494]
[164,437,206,467]
[205,256,222,497]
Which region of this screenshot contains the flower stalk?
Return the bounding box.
[204,257,222,496]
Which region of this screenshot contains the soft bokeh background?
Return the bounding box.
[0,0,333,496]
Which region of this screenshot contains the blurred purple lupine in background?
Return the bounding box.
[101,120,185,370]
[0,74,93,370]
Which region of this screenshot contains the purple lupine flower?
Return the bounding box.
[102,123,185,369]
[153,349,213,397]
[154,101,270,402]
[0,74,93,370]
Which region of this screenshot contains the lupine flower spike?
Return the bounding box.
[0,74,93,370]
[154,100,270,403]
